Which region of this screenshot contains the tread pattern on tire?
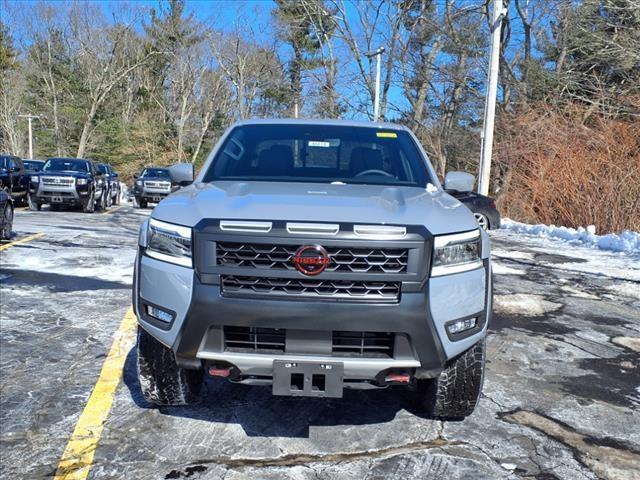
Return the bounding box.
[136,327,203,406]
[418,338,486,419]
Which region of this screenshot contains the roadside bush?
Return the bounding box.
[494,103,640,234]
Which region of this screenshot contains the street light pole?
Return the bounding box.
[365,47,385,122]
[478,0,506,196]
[18,114,41,159]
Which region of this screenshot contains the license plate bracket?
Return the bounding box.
[273,360,344,398]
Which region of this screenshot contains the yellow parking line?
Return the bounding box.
[102,205,124,215]
[54,308,138,480]
[0,232,44,251]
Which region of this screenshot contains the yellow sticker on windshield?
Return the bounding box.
[376,132,397,138]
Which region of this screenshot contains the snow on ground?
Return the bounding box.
[501,218,640,253]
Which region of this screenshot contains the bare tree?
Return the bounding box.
[69,6,157,158]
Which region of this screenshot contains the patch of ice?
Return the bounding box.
[500,463,517,471]
[501,219,640,253]
[606,283,640,299]
[494,294,562,316]
[493,263,526,276]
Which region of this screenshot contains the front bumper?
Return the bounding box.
[134,251,491,383]
[33,182,88,205]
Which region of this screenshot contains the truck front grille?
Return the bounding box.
[217,242,409,274]
[144,181,171,190]
[42,176,74,186]
[224,326,285,353]
[221,275,400,302]
[332,331,394,358]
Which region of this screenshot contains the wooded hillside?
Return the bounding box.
[1,0,638,231]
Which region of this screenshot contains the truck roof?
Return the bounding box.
[233,118,409,131]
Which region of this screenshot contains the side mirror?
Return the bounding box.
[444,172,475,192]
[133,174,139,179]
[168,163,194,186]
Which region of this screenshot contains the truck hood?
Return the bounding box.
[152,181,478,235]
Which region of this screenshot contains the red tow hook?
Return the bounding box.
[208,366,232,378]
[385,373,411,383]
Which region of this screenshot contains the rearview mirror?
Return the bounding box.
[169,163,194,186]
[444,172,475,192]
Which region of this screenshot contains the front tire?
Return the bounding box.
[83,191,95,213]
[136,327,203,406]
[415,339,486,419]
[474,211,490,231]
[1,204,13,240]
[28,194,41,211]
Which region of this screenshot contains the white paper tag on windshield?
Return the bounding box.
[308,141,331,148]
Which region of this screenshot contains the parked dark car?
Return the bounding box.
[447,190,500,230]
[0,188,13,240]
[97,163,121,207]
[443,171,500,230]
[0,154,28,205]
[133,167,178,209]
[31,158,107,212]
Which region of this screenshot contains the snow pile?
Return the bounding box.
[501,219,640,253]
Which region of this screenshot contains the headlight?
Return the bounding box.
[77,178,88,185]
[31,175,39,183]
[145,218,192,267]
[136,180,143,186]
[431,229,482,276]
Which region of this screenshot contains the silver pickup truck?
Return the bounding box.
[133,119,492,419]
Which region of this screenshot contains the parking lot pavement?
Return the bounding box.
[1,209,639,480]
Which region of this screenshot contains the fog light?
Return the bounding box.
[447,317,477,335]
[146,305,173,323]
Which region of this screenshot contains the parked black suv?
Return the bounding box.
[133,167,177,208]
[0,154,28,205]
[31,157,107,212]
[97,163,121,207]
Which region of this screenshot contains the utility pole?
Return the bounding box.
[365,47,385,121]
[18,114,41,159]
[478,0,506,196]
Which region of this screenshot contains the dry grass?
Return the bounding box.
[494,103,640,233]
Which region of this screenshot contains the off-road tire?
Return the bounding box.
[416,339,485,419]
[28,194,41,211]
[114,189,120,205]
[141,200,148,209]
[83,191,95,213]
[136,326,203,406]
[1,204,13,240]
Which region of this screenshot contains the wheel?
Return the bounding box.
[141,200,148,209]
[100,191,107,210]
[136,326,203,406]
[474,212,490,231]
[114,189,120,205]
[415,339,485,419]
[106,189,112,207]
[83,191,95,213]
[1,204,13,240]
[28,194,41,211]
[133,196,140,209]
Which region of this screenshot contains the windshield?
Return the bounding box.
[141,168,170,179]
[202,124,432,187]
[44,158,90,173]
[97,164,108,174]
[24,160,44,171]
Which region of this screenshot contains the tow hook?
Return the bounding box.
[385,372,411,383]
[208,366,233,378]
